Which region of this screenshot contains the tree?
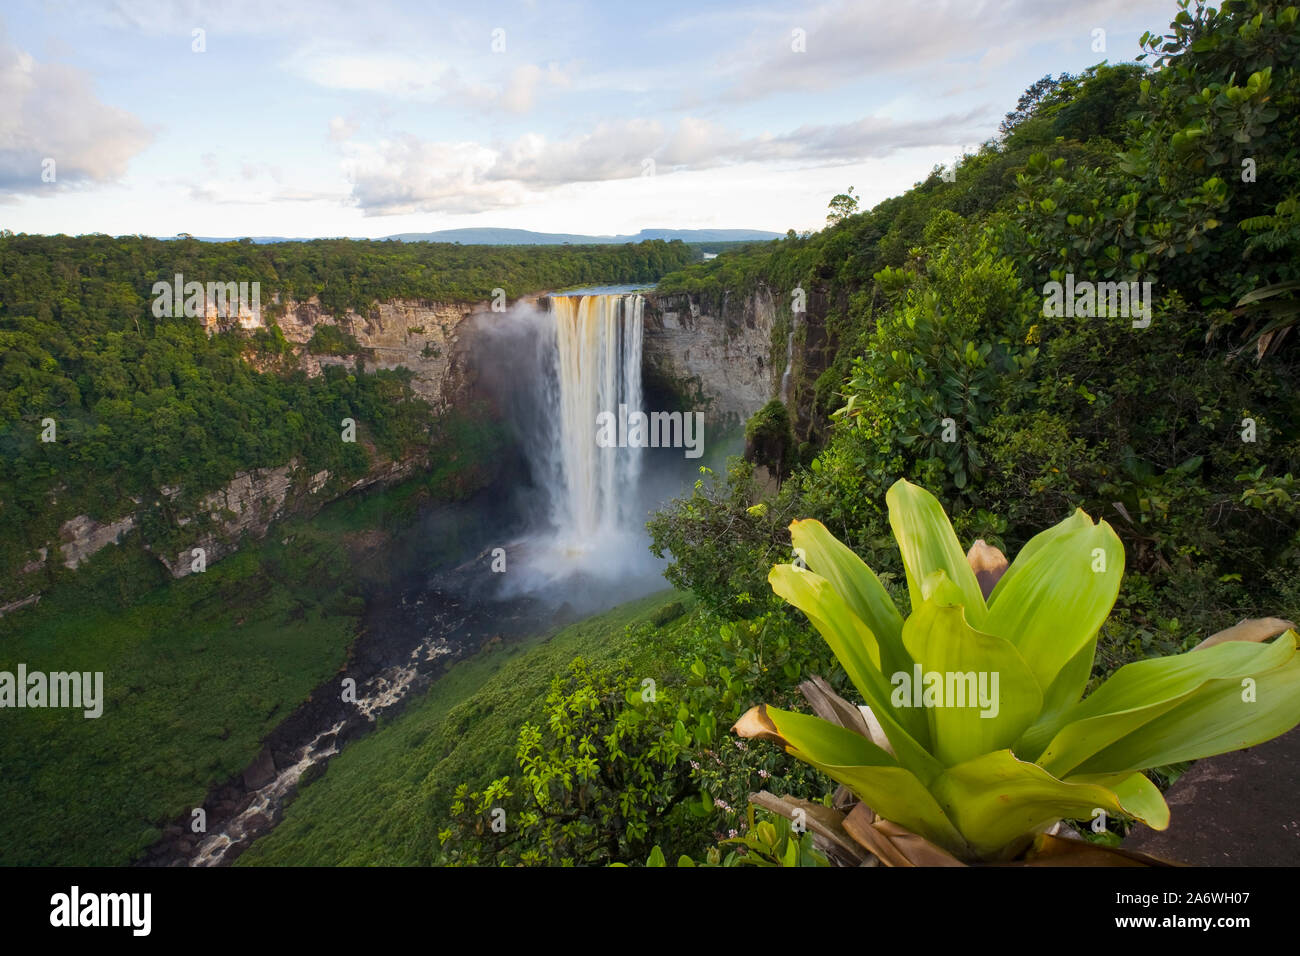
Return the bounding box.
[998,73,1068,138]
[437,659,702,866]
[826,187,859,225]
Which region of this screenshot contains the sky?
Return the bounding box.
[0,0,1180,239]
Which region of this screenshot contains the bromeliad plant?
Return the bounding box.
[735,479,1300,864]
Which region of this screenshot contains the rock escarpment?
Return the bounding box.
[640,288,778,426]
[16,457,408,594]
[272,296,490,410]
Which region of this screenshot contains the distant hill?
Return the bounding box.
[385,228,785,244]
[188,236,313,244]
[186,228,783,245]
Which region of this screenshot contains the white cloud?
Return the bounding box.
[0,36,152,197]
[328,115,360,142]
[489,119,665,186]
[719,0,1173,101]
[751,108,993,162]
[285,42,576,114]
[284,46,446,95]
[345,109,986,215]
[343,134,527,215]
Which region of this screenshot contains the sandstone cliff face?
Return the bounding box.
[274,297,487,410]
[6,453,419,601]
[641,288,778,424]
[59,514,137,570]
[146,454,422,578]
[272,290,777,430]
[153,461,307,578]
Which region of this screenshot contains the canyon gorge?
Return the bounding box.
[2,285,790,609]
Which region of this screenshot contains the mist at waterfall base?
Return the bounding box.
[473,291,714,613]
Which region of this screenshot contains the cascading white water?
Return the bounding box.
[546,293,644,543]
[779,310,802,406]
[482,289,664,592]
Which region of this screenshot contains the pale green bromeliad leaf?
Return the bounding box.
[769,564,885,679]
[930,750,1170,861]
[1064,640,1300,775]
[984,510,1124,697]
[987,509,1092,602]
[901,591,1042,766]
[789,518,907,674]
[738,704,971,857]
[757,486,1300,862]
[991,510,1102,723]
[1027,632,1300,775]
[769,564,937,775]
[887,479,989,627]
[1036,639,1099,729]
[1067,770,1170,830]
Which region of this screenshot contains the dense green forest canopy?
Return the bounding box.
[0,233,694,318]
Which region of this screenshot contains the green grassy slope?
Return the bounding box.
[238,590,695,866]
[0,538,359,865]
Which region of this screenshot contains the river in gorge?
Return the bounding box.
[149,288,737,865]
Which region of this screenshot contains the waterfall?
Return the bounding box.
[779,311,802,405]
[545,293,644,542]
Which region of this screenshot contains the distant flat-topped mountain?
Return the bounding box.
[383,228,783,244]
[186,228,782,245]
